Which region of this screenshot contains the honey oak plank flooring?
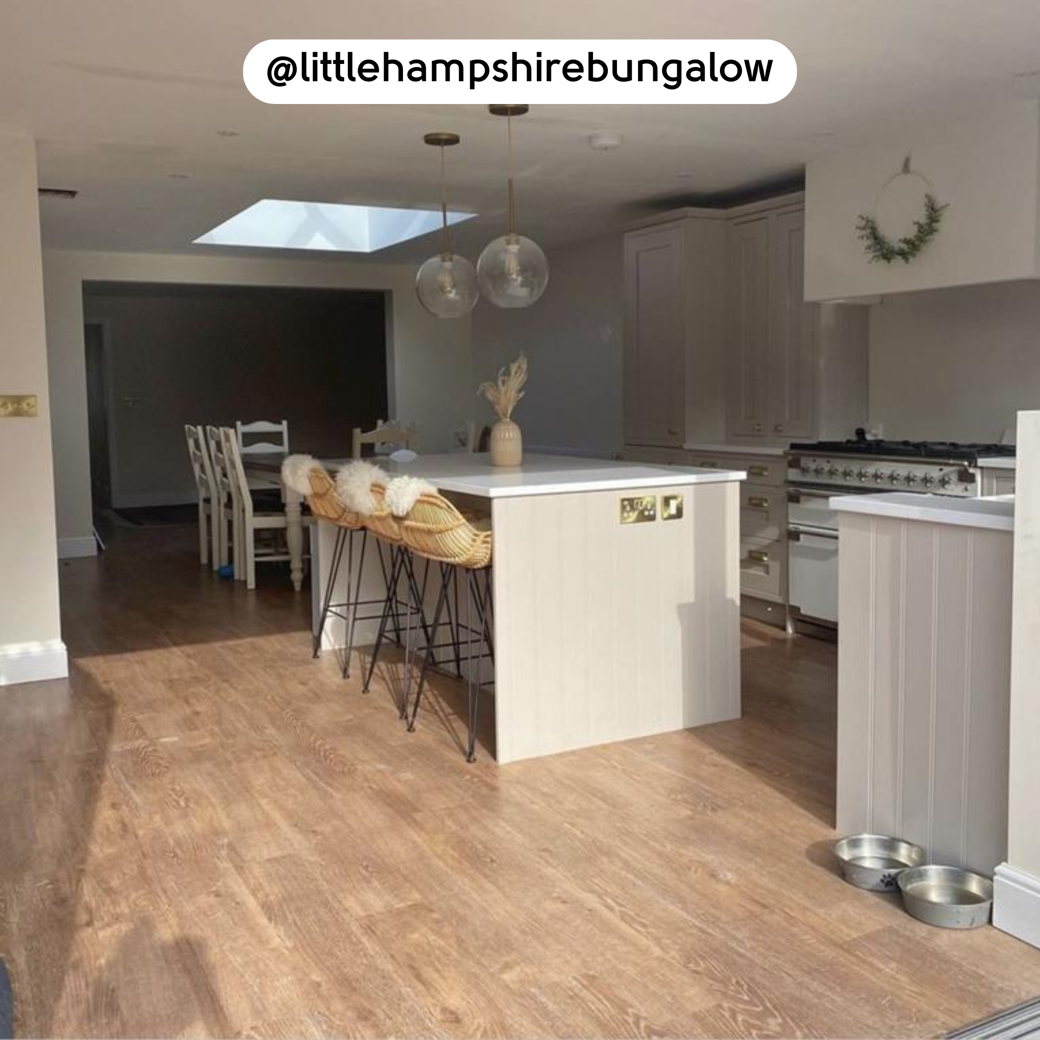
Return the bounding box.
[2,525,1039,1038]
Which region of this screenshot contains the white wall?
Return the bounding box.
[0,131,66,684]
[994,409,1040,950]
[471,233,624,457]
[43,249,473,552]
[805,102,1040,301]
[868,280,1040,442]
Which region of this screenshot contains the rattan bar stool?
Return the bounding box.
[281,456,388,678]
[397,490,493,762]
[358,481,446,701]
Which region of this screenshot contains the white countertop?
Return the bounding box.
[684,442,788,457]
[323,452,745,499]
[977,456,1017,470]
[831,492,1014,532]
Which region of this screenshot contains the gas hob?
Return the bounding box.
[786,438,1014,497]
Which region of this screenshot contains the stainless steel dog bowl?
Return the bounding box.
[833,834,926,891]
[898,865,993,929]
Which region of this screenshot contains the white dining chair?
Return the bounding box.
[352,421,414,459]
[184,424,217,566]
[223,427,313,590]
[205,424,236,572]
[236,419,289,455]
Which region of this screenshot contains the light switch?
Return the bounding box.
[0,395,38,418]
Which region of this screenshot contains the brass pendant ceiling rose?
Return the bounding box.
[488,105,530,118]
[423,132,461,147]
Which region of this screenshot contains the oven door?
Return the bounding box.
[788,524,840,626]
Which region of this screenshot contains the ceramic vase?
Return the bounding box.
[490,418,523,467]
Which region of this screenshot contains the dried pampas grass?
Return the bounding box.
[478,352,528,421]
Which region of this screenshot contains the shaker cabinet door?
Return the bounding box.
[767,208,817,440]
[623,224,685,446]
[725,216,770,438]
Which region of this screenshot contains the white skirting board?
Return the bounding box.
[58,536,97,559]
[0,640,69,686]
[994,863,1040,950]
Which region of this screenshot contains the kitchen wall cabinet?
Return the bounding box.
[624,194,867,454]
[622,210,727,449]
[724,201,857,446]
[623,223,686,447]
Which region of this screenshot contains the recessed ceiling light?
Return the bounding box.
[675,172,693,180]
[1013,68,1040,78]
[194,199,477,254]
[588,131,623,151]
[169,172,191,179]
[38,187,78,199]
[216,129,240,137]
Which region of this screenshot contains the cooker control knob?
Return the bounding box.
[921,473,935,487]
[842,467,854,479]
[857,469,870,481]
[827,465,839,478]
[889,470,902,483]
[905,472,918,485]
[813,464,826,475]
[872,470,885,482]
[939,474,952,488]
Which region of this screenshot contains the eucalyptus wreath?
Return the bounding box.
[855,156,948,264]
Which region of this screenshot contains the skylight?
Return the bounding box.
[194,199,476,254]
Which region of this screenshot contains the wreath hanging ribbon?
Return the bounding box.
[855,156,948,264]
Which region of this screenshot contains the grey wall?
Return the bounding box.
[471,233,624,458]
[868,280,1040,442]
[83,282,387,507]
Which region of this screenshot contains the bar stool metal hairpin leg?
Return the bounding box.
[361,543,441,707]
[405,562,493,762]
[395,491,493,761]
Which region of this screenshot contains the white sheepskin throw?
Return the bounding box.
[281,454,319,496]
[335,461,390,516]
[385,475,438,518]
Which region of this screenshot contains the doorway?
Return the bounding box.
[84,322,112,517]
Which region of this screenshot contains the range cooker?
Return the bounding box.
[783,436,1015,631]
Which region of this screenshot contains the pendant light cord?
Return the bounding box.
[439,144,452,257]
[506,113,517,237]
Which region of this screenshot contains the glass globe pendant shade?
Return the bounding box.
[416,251,479,318]
[477,232,549,309]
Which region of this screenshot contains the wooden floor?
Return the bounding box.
[3,525,1040,1039]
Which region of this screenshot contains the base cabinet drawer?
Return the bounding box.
[740,482,785,543]
[739,537,784,601]
[691,452,787,486]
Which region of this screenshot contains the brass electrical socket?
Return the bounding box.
[0,395,38,418]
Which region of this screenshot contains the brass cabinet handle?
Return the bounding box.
[748,465,769,478]
[698,460,719,468]
[667,427,679,436]
[752,422,763,433]
[747,495,769,508]
[747,548,770,563]
[774,423,785,433]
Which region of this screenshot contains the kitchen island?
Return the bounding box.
[833,491,1014,874]
[310,453,745,763]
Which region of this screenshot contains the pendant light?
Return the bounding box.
[416,132,479,319]
[477,105,549,309]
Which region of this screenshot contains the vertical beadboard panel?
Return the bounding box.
[837,512,1012,874]
[900,521,937,852]
[493,482,741,763]
[965,530,1013,874]
[870,517,904,837]
[836,515,873,834]
[931,525,972,867]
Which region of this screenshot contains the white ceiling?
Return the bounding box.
[3,0,1040,262]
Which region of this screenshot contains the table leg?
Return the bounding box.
[284,485,305,591]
